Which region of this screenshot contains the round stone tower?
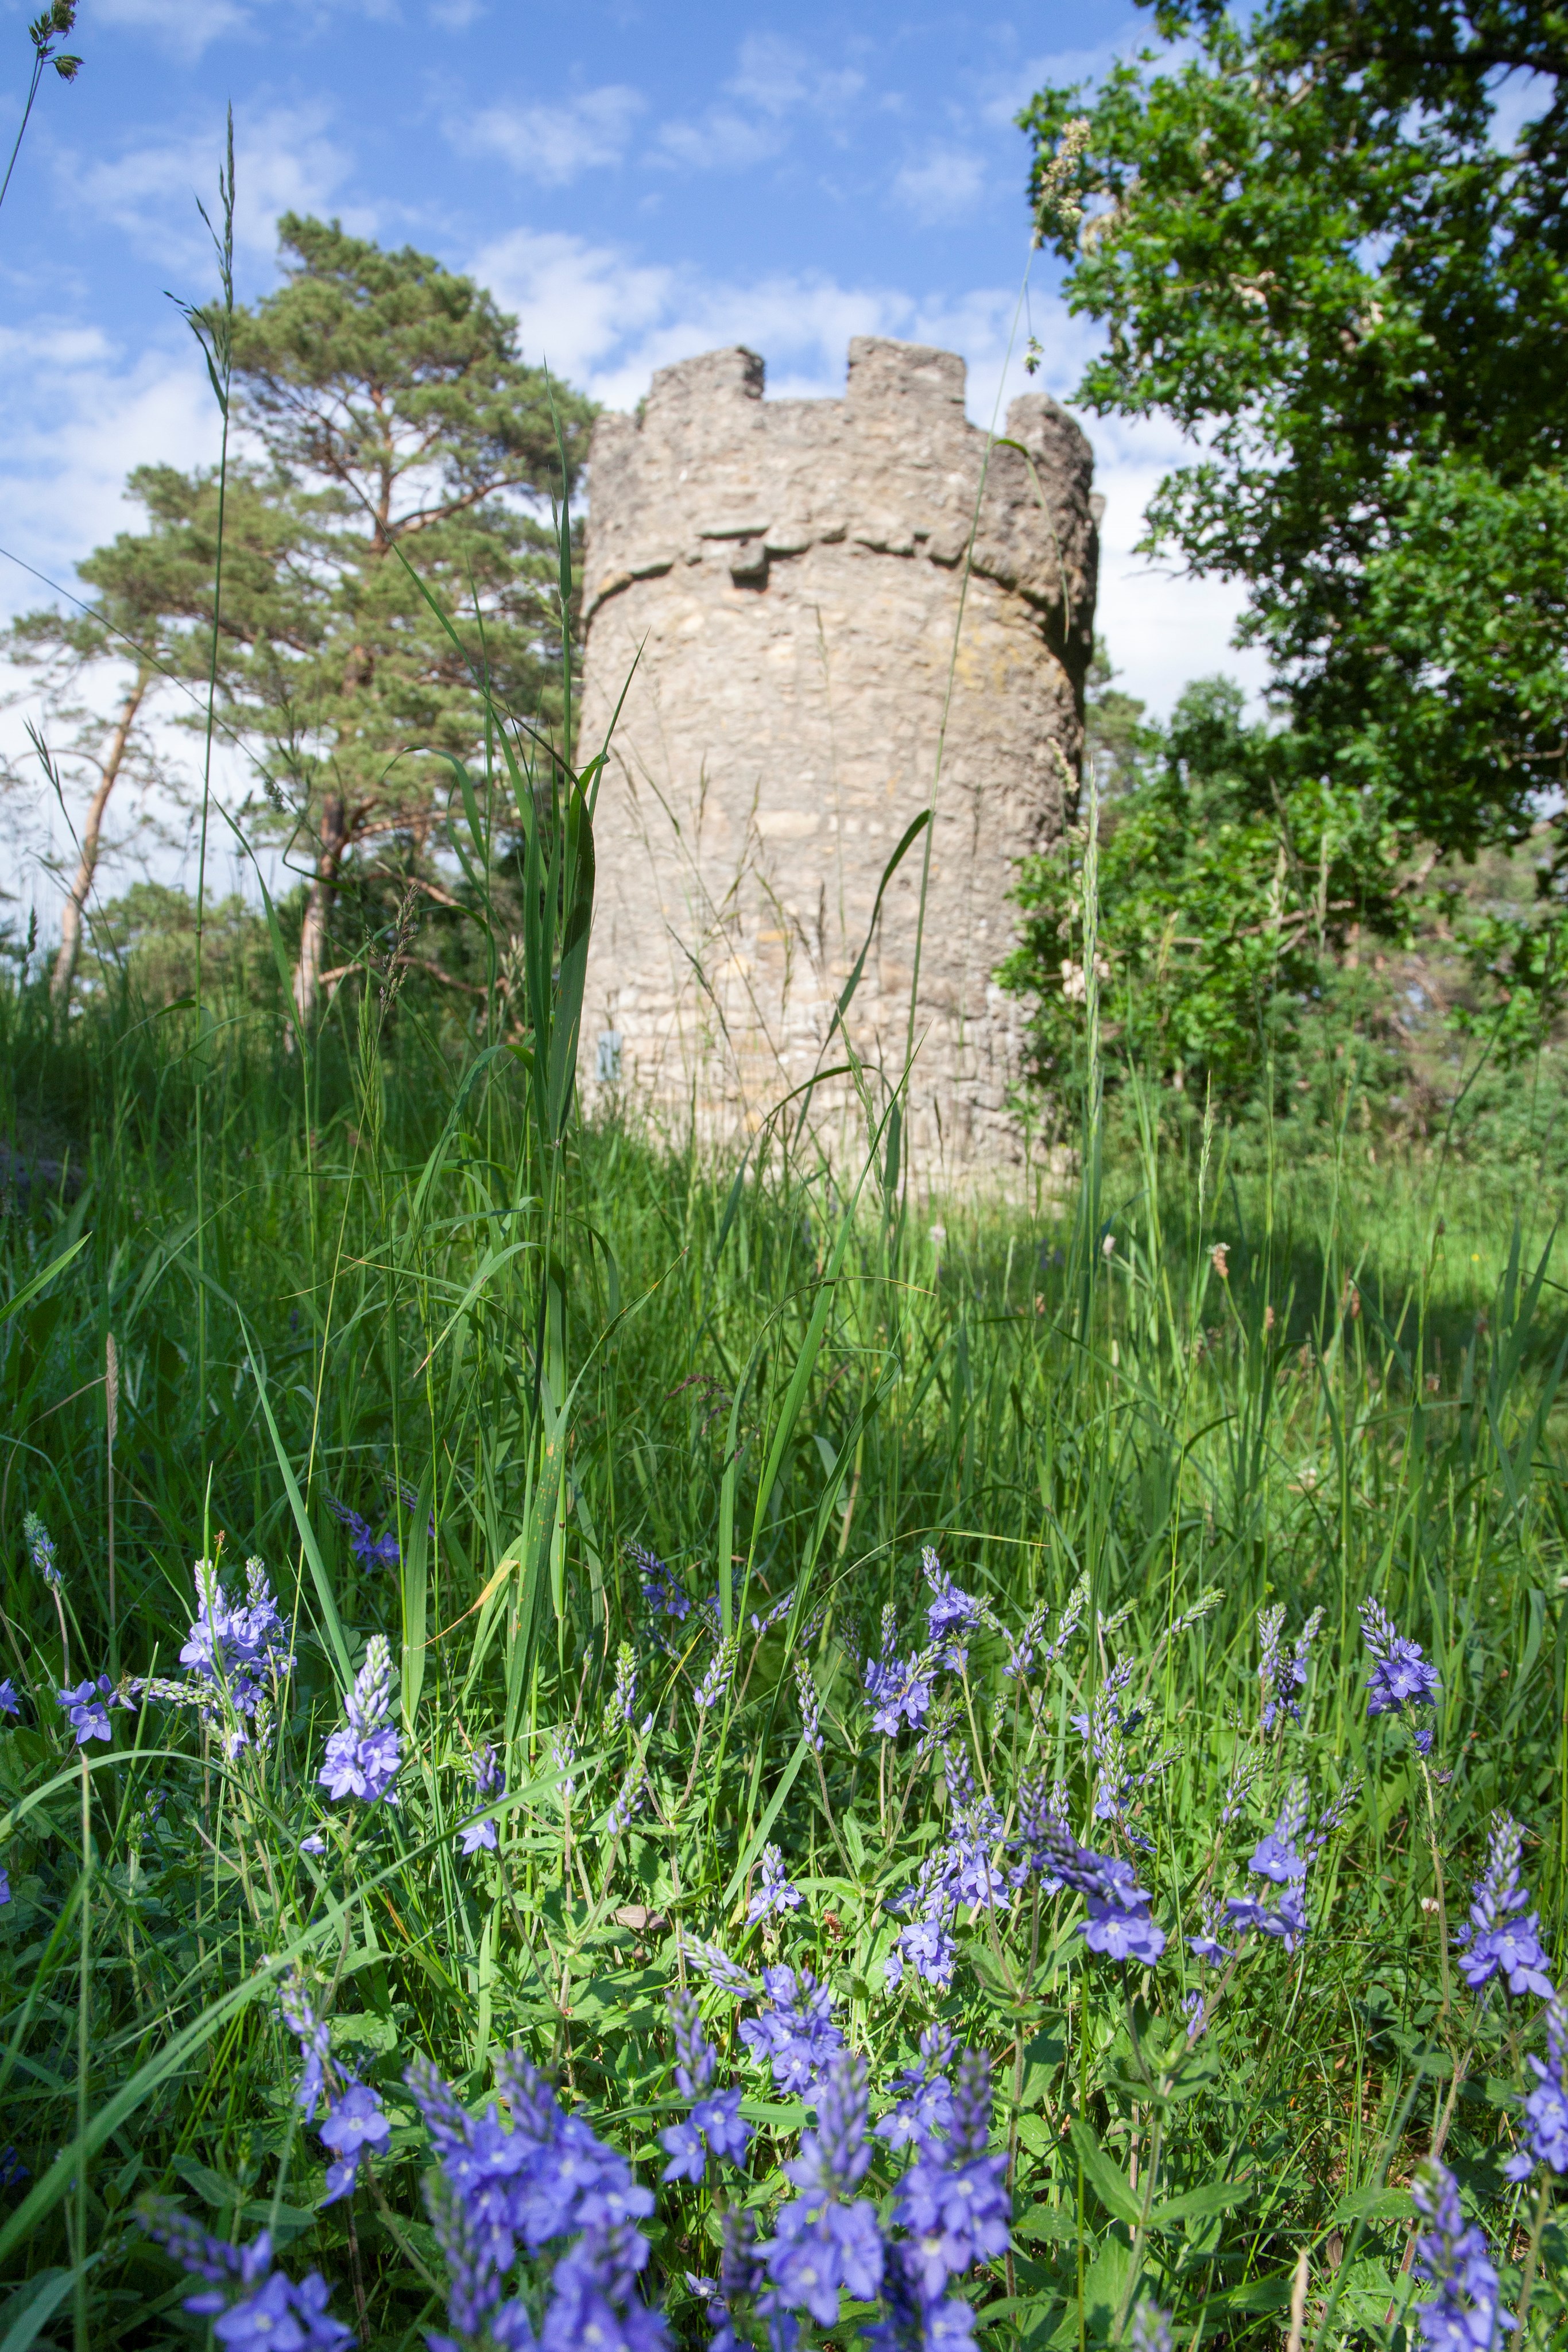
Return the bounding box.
[576,335,1097,1173]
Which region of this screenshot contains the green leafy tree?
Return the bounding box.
[1020,2,1568,866]
[207,215,596,1019]
[1000,675,1414,1104]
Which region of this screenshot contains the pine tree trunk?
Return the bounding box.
[292,794,350,1024]
[50,669,149,1011]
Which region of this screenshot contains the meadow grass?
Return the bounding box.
[0,927,1565,2352]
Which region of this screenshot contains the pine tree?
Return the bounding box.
[213,215,596,1019]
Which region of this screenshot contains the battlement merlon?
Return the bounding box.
[580,336,1098,671]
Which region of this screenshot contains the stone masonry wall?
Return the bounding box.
[576,335,1098,1174]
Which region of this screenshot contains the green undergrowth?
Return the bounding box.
[0,951,1566,2350]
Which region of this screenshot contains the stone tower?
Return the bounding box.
[576,336,1097,1173]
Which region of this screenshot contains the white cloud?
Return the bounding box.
[654,32,864,174]
[892,146,986,225]
[726,34,864,120]
[64,102,359,265]
[90,0,250,57]
[473,222,1263,717]
[0,323,221,617]
[467,85,644,185]
[655,109,787,175]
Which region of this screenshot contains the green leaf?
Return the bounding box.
[0,2268,78,2352]
[1068,2115,1143,2227]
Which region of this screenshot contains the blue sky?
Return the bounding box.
[0,0,1265,907]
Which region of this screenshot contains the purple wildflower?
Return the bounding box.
[24,1512,60,1593]
[328,1498,400,1572]
[1454,1812,1553,2000]
[795,1656,824,1754]
[923,1550,985,1672]
[408,2049,662,2352]
[1360,1597,1441,1753]
[760,2051,884,2327]
[136,2203,353,2351]
[318,1637,401,1804]
[686,1940,762,1998]
[57,1676,115,1744]
[1226,1883,1309,1950]
[280,1976,332,2118]
[299,1833,327,1857]
[885,1851,962,1994]
[739,1964,845,2095]
[1129,2305,1174,2352]
[1305,1774,1361,1859]
[631,1544,688,1620]
[1505,1991,1568,2180]
[1187,1887,1234,1967]
[179,1558,293,1721]
[541,2223,667,2352]
[0,1680,20,1717]
[608,1644,638,1730]
[320,2083,390,2203]
[865,1606,935,1739]
[1038,1822,1166,1966]
[748,1843,803,1927]
[1411,2158,1508,2352]
[696,1636,738,1713]
[878,2029,957,2153]
[459,1743,504,1856]
[0,2146,26,2189]
[606,1756,646,1839]
[751,1590,796,1636]
[885,1914,959,1997]
[892,2046,1010,2299]
[1249,1779,1309,1883]
[1011,1777,1071,1889]
[1226,1783,1314,1951]
[1000,1601,1047,1682]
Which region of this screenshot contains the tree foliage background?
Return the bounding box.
[1007,0,1568,1127]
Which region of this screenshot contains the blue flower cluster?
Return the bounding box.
[880,2044,1010,2350]
[318,1636,401,1805]
[1225,1781,1311,1951]
[1257,1602,1323,1732]
[631,1542,688,1622]
[747,1842,802,1927]
[1360,1597,1441,1753]
[1505,1991,1568,2180]
[178,1557,293,1729]
[280,1975,390,2203]
[328,1496,401,1572]
[57,1674,118,1745]
[738,1964,846,2095]
[1454,1811,1553,2000]
[865,1607,936,1740]
[659,1990,752,2183]
[1410,2159,1509,2352]
[408,2047,665,2352]
[24,1512,60,1593]
[864,1553,992,1740]
[137,2203,353,2352]
[1039,1821,1166,1965]
[458,1743,505,1855]
[762,2050,884,2329]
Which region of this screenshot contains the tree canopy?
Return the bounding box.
[1021,0,1568,863]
